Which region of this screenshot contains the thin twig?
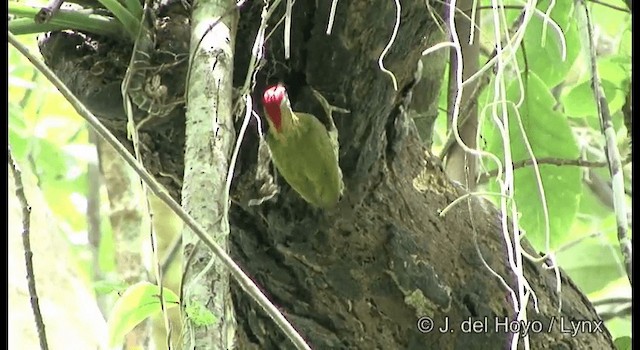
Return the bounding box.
[478,155,632,183]
[8,147,49,350]
[598,305,632,321]
[8,32,311,350]
[580,0,632,286]
[592,297,632,307]
[19,69,39,108]
[588,0,630,12]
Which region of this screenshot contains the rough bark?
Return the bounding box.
[37,0,615,349]
[181,0,238,348]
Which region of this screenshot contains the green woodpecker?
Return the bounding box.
[262,84,344,208]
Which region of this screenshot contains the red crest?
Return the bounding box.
[263,84,287,131]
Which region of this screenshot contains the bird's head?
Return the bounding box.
[262,84,292,133]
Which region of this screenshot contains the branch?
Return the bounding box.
[469,2,630,13]
[588,0,630,12]
[181,0,237,347]
[9,3,127,39]
[8,147,49,350]
[8,31,310,350]
[86,129,105,308]
[592,297,632,307]
[478,155,632,183]
[580,0,632,286]
[598,305,632,321]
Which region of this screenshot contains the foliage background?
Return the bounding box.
[8,0,632,348]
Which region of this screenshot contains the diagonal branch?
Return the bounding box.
[477,155,632,183]
[8,31,310,350]
[8,147,50,350]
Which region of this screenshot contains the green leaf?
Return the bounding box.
[30,137,68,183]
[558,239,623,294]
[9,46,38,89]
[586,276,632,341]
[591,0,631,38]
[93,279,128,295]
[9,102,29,161]
[483,72,582,250]
[598,55,631,88]
[25,135,94,232]
[98,218,117,273]
[185,302,217,327]
[614,336,631,350]
[618,26,631,59]
[588,276,631,302]
[514,0,582,87]
[563,79,626,120]
[107,282,180,347]
[575,185,619,244]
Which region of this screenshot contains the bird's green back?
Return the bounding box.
[267,112,344,208]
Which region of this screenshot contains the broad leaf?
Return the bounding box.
[483,72,582,250]
[107,282,179,347]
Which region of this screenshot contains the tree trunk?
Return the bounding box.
[38,0,615,348]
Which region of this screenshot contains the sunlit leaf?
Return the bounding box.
[483,72,582,250]
[614,336,631,350]
[94,279,129,295]
[591,0,631,38]
[9,102,29,161]
[516,0,582,87]
[98,217,117,274]
[563,79,626,122]
[107,282,180,347]
[557,238,625,294]
[185,302,217,327]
